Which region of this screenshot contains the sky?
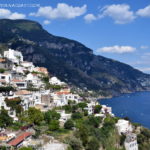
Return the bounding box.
[0,0,150,73]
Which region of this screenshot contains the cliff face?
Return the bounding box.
[0,19,150,96]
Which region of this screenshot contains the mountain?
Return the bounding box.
[0,19,150,96]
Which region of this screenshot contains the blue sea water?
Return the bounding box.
[99,91,150,129]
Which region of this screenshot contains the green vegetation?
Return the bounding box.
[0,107,13,128]
[19,147,33,150]
[49,120,60,131]
[64,119,74,130]
[0,68,6,73]
[27,107,44,125]
[94,105,102,114]
[0,86,15,93]
[137,128,150,150]
[5,97,23,114]
[72,112,83,120]
[44,110,60,124]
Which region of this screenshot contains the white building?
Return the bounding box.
[124,133,138,150]
[84,101,98,115]
[101,105,114,116]
[57,110,71,124]
[52,91,81,107]
[0,72,12,84]
[4,49,23,64]
[116,119,133,135]
[25,73,43,88]
[12,79,27,90]
[49,77,65,86]
[15,90,34,110]
[12,65,25,74]
[21,61,35,72]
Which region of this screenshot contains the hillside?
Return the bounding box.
[0,19,150,96]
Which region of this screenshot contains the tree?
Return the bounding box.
[88,116,102,128]
[0,68,5,73]
[63,105,72,113]
[120,134,126,146]
[94,105,102,114]
[0,107,13,128]
[72,112,83,120]
[44,110,60,124]
[49,120,60,131]
[67,136,83,150]
[86,137,99,150]
[78,125,89,146]
[28,107,44,125]
[77,102,87,110]
[64,119,74,129]
[5,97,22,114]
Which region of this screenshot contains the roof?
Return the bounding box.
[8,132,32,147]
[34,67,48,74]
[0,58,6,63]
[15,90,31,95]
[56,91,70,95]
[0,79,6,83]
[12,79,25,82]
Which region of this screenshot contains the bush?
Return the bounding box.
[86,137,99,150]
[94,105,102,114]
[77,102,87,110]
[28,107,44,125]
[19,147,33,150]
[66,136,83,150]
[88,116,102,128]
[72,112,83,120]
[0,108,13,128]
[0,68,5,73]
[44,110,60,124]
[64,119,74,129]
[49,120,60,131]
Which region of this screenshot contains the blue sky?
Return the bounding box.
[0,0,150,73]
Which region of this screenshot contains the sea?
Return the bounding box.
[99,91,150,129]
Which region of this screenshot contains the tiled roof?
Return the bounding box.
[0,58,6,62]
[15,90,31,95]
[12,79,25,82]
[56,91,70,95]
[0,79,6,83]
[35,67,48,74]
[8,132,32,146]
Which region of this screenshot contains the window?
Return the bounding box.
[1,76,5,79]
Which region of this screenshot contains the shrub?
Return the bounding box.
[49,120,60,131]
[88,116,102,128]
[66,136,83,150]
[64,119,74,129]
[94,105,102,114]
[72,112,83,120]
[44,110,60,124]
[0,68,5,73]
[86,137,99,150]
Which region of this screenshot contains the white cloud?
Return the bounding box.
[97,45,136,54]
[138,67,150,73]
[43,20,51,25]
[136,5,150,17]
[9,12,26,19]
[30,3,87,20]
[0,9,26,19]
[100,4,136,24]
[84,14,97,23]
[140,45,149,49]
